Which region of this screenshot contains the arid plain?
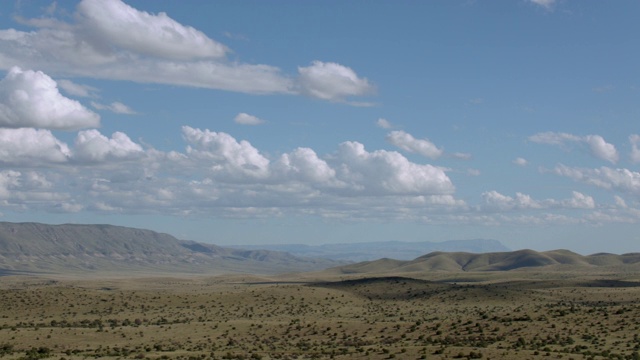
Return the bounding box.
[2,264,640,360]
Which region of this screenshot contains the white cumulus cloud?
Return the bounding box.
[0,121,629,225]
[0,128,71,164]
[584,135,619,164]
[563,191,595,209]
[385,130,443,159]
[297,61,374,102]
[553,164,640,197]
[529,131,619,164]
[74,129,144,162]
[77,0,228,60]
[0,2,292,95]
[0,67,100,130]
[335,141,453,195]
[182,126,271,180]
[482,190,595,211]
[0,170,22,199]
[482,191,541,210]
[234,112,265,125]
[0,1,372,103]
[275,147,337,184]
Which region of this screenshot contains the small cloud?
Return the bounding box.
[43,2,58,16]
[376,118,392,129]
[529,131,580,145]
[223,31,249,41]
[482,190,540,211]
[234,112,265,125]
[93,202,122,212]
[614,195,627,208]
[451,152,472,160]
[386,130,443,159]
[563,191,595,209]
[345,101,377,107]
[592,85,614,93]
[584,135,618,164]
[297,61,375,103]
[629,134,640,163]
[529,131,618,164]
[91,101,137,115]
[468,98,483,105]
[530,0,556,10]
[467,169,481,176]
[109,102,137,115]
[513,157,528,166]
[58,79,99,98]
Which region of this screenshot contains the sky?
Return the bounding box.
[0,0,639,255]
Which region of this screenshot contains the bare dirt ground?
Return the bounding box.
[1,268,640,360]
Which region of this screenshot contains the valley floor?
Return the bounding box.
[1,270,640,360]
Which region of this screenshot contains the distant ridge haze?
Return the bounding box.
[0,222,341,275]
[230,239,510,262]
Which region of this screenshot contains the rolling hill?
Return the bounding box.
[0,222,341,275]
[331,249,640,275]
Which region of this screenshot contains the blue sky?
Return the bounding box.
[0,0,639,254]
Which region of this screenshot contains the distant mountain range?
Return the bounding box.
[0,222,341,275]
[331,249,640,275]
[3,222,637,277]
[230,239,510,262]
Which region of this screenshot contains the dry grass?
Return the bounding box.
[1,269,640,360]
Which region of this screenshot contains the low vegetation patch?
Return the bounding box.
[1,271,640,359]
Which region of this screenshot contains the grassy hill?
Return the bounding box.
[330,248,640,275]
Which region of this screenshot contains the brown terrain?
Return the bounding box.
[1,222,640,359]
